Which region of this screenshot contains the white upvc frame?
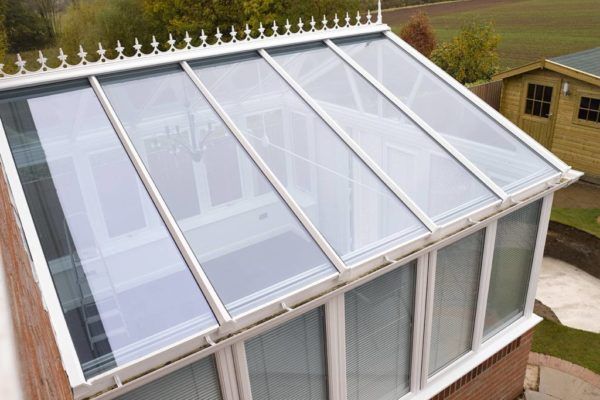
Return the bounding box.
[471,222,497,352]
[525,193,553,317]
[89,76,233,326]
[325,296,346,400]
[85,187,563,400]
[324,39,509,203]
[410,254,429,393]
[258,48,438,234]
[382,31,570,175]
[215,347,241,400]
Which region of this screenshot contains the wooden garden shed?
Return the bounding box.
[495,47,600,182]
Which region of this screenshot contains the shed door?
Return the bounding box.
[517,79,560,148]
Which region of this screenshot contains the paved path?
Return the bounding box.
[536,257,600,333]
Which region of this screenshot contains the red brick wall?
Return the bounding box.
[0,164,72,400]
[430,329,534,400]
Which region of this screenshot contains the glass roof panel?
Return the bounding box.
[335,34,558,193]
[99,66,336,316]
[270,44,498,225]
[0,81,217,378]
[191,54,428,265]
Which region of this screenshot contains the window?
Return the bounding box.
[524,83,553,118]
[577,96,600,123]
[0,81,217,378]
[429,230,485,376]
[484,200,542,339]
[116,355,222,400]
[245,307,328,400]
[345,262,416,400]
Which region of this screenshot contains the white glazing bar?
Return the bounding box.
[420,251,437,388]
[410,254,429,393]
[472,222,497,352]
[216,347,241,400]
[0,122,87,387]
[325,295,347,400]
[232,342,253,400]
[525,193,554,317]
[382,31,570,174]
[180,61,348,275]
[324,39,509,203]
[89,76,232,325]
[258,48,438,234]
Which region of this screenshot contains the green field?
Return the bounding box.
[389,0,600,70]
[551,208,600,239]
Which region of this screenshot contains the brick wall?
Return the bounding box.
[430,329,533,400]
[0,164,72,400]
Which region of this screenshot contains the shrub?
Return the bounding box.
[400,12,436,57]
[431,19,500,84]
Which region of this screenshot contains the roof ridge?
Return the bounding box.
[0,5,382,80]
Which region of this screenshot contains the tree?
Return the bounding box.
[430,19,500,84]
[0,0,7,61]
[400,12,435,57]
[5,0,52,52]
[32,0,61,41]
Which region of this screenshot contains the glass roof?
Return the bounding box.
[0,82,217,378]
[334,34,559,192]
[270,43,498,225]
[99,66,336,316]
[0,27,562,381]
[191,54,427,264]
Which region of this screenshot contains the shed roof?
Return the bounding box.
[551,47,600,78]
[0,7,575,399]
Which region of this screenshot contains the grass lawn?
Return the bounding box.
[389,0,600,70]
[533,319,600,374]
[550,208,600,239]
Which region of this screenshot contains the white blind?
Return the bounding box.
[345,262,416,400]
[429,230,485,376]
[245,307,327,400]
[484,200,542,339]
[116,355,221,400]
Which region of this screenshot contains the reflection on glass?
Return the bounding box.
[0,82,217,378]
[192,54,427,265]
[100,66,336,316]
[270,43,497,225]
[484,200,541,339]
[335,34,558,192]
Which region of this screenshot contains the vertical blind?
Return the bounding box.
[345,262,416,400]
[429,230,485,376]
[484,200,542,339]
[116,355,222,400]
[245,307,328,400]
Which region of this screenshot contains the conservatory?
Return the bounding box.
[0,5,581,400]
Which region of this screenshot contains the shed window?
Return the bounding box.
[429,230,484,376]
[345,261,416,400]
[524,84,553,118]
[116,355,222,400]
[484,200,542,339]
[245,307,328,400]
[577,96,600,123]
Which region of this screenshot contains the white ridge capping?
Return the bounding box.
[324,38,509,203]
[382,30,571,174]
[0,9,389,92]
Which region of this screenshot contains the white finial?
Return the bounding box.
[377,0,382,23]
[37,50,48,68]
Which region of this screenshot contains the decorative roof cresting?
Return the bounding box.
[0,2,383,80]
